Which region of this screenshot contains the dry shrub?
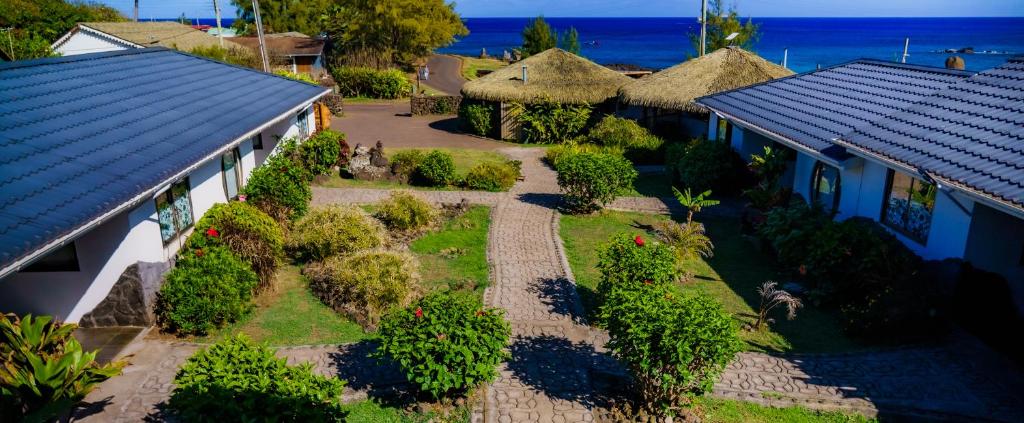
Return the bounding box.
[373,191,439,233]
[287,205,387,261]
[305,250,420,330]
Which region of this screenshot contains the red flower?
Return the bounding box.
[206,227,220,237]
[798,264,807,276]
[643,280,652,286]
[475,310,485,316]
[436,333,446,340]
[634,235,645,247]
[414,307,423,318]
[238,194,247,202]
[195,249,204,257]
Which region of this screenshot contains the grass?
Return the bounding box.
[198,264,368,346]
[456,55,507,80]
[696,398,875,423]
[559,210,861,354]
[620,172,674,198]
[410,206,491,297]
[316,147,511,191]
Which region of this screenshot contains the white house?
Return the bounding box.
[0,47,328,324]
[696,58,1024,309]
[52,21,240,56]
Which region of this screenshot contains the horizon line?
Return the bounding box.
[152,15,1024,20]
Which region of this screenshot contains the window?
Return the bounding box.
[156,179,195,243]
[253,133,263,150]
[810,162,841,214]
[881,170,936,243]
[716,118,732,143]
[222,148,242,200]
[22,243,80,272]
[297,109,309,139]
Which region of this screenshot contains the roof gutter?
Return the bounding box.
[706,106,845,168]
[0,88,330,280]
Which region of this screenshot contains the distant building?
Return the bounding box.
[0,48,328,324]
[51,21,241,56]
[232,32,326,76]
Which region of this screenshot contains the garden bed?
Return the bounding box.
[559,210,862,354]
[316,147,514,191]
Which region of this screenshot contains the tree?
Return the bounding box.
[230,0,333,36]
[559,26,580,55]
[521,16,557,57]
[688,0,759,55]
[673,187,719,224]
[0,0,125,60]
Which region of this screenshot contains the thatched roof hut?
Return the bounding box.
[619,47,793,112]
[461,48,631,105]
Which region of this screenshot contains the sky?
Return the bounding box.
[100,0,1024,19]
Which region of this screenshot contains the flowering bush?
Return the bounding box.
[416,150,457,187]
[185,202,283,290]
[156,245,258,335]
[305,250,421,330]
[556,151,637,213]
[373,191,439,232]
[287,205,386,261]
[299,129,343,176]
[374,292,510,399]
[243,153,312,221]
[169,334,346,422]
[596,233,678,302]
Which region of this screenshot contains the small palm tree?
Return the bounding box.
[753,281,803,331]
[673,187,720,224]
[656,220,714,264]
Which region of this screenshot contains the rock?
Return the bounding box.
[80,261,169,327]
[349,142,391,181]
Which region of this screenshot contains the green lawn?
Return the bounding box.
[697,398,875,423]
[559,210,861,354]
[457,55,507,80]
[410,206,491,296]
[316,147,511,191]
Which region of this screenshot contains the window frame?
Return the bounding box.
[221,147,243,200]
[297,109,310,139]
[810,161,842,215]
[22,242,80,273]
[155,178,196,245]
[880,169,935,244]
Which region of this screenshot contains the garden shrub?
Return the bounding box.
[596,233,678,302]
[273,69,316,84]
[169,334,346,422]
[416,150,456,187]
[374,191,439,232]
[544,143,624,169]
[299,129,343,176]
[305,250,420,330]
[0,314,124,422]
[464,160,521,192]
[513,99,592,144]
[374,292,510,399]
[288,205,386,261]
[556,151,637,212]
[332,66,412,99]
[672,139,750,194]
[156,245,259,335]
[243,153,312,221]
[587,115,665,164]
[601,285,741,416]
[390,150,425,183]
[459,103,493,136]
[185,202,284,290]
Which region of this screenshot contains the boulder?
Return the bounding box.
[350,142,391,181]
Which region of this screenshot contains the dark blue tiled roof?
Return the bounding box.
[838,56,1024,211]
[695,59,973,160]
[0,48,327,270]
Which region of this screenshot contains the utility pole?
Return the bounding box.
[213,0,224,47]
[134,0,139,22]
[699,0,708,56]
[252,0,270,72]
[901,37,910,63]
[782,48,788,68]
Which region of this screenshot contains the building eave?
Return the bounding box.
[707,107,845,168]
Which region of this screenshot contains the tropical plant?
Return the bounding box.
[753,281,803,331]
[673,187,719,224]
[512,100,592,144]
[521,16,558,56]
[671,139,750,194]
[374,292,510,399]
[156,245,259,335]
[556,152,637,213]
[688,0,760,54]
[169,334,346,422]
[416,150,457,187]
[230,0,332,36]
[243,153,312,221]
[587,115,664,164]
[655,220,714,264]
[184,202,284,290]
[0,0,125,60]
[287,205,387,261]
[464,161,521,192]
[299,129,343,176]
[0,314,124,421]
[373,191,439,232]
[458,103,493,137]
[596,233,678,302]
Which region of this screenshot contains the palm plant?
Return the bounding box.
[656,220,714,265]
[753,281,803,331]
[672,187,719,224]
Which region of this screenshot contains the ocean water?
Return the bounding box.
[438,17,1024,72]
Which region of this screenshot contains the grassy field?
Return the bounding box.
[696,398,875,423]
[457,55,507,80]
[410,206,491,296]
[316,147,510,191]
[559,210,861,354]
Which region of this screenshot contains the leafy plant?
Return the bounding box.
[305,250,421,330]
[671,139,750,194]
[655,220,714,265]
[587,115,665,164]
[185,201,284,290]
[0,314,124,422]
[288,205,386,261]
[601,285,741,417]
[544,142,624,168]
[520,16,558,56]
[753,281,803,331]
[596,233,678,302]
[332,66,412,99]
[190,45,261,69]
[673,187,719,224]
[243,153,312,221]
[299,129,343,176]
[512,99,592,144]
[416,150,456,187]
[156,245,259,335]
[556,151,637,213]
[374,190,439,232]
[169,334,346,422]
[463,161,521,192]
[744,146,792,211]
[458,103,493,137]
[273,69,317,84]
[687,0,760,53]
[390,150,425,183]
[374,292,510,399]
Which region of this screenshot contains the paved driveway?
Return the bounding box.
[422,54,466,95]
[331,101,511,150]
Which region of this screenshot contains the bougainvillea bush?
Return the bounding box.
[156,245,258,335]
[596,233,678,302]
[185,202,283,290]
[374,292,510,399]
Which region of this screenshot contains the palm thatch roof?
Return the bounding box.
[619,47,794,112]
[461,48,631,105]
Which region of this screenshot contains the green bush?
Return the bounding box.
[156,245,259,335]
[243,153,312,221]
[601,285,741,416]
[513,100,592,144]
[596,233,678,302]
[544,143,624,169]
[273,69,316,84]
[389,150,425,183]
[305,250,420,330]
[374,191,439,232]
[299,130,343,176]
[556,151,637,212]
[0,314,124,422]
[672,139,750,194]
[169,334,346,422]
[416,150,456,187]
[459,103,493,136]
[185,201,284,290]
[587,115,665,164]
[464,160,521,192]
[288,205,386,261]
[332,66,412,99]
[374,292,510,399]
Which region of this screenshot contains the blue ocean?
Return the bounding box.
[438,18,1024,72]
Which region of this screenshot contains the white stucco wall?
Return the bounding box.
[54,30,133,56]
[254,104,314,164]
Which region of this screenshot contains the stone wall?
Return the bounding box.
[79,261,169,327]
[411,94,461,116]
[321,93,344,116]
